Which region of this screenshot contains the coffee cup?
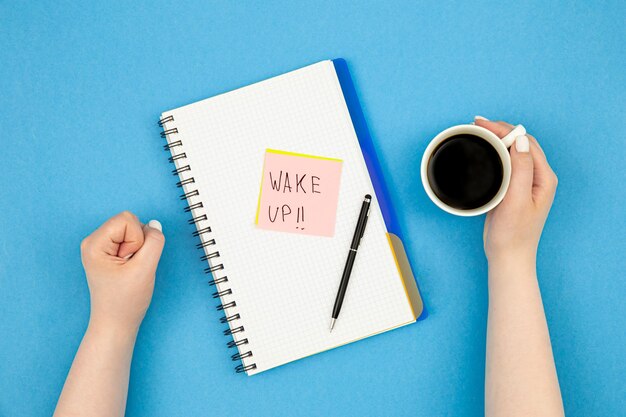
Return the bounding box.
[421,124,526,216]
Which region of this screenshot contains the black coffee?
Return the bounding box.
[427,134,503,210]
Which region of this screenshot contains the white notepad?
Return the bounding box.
[160,60,423,375]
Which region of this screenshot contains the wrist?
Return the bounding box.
[86,317,140,348]
[487,247,536,269]
[488,250,537,280]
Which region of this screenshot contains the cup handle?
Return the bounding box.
[501,124,526,148]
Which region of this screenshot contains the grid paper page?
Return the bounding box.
[162,61,415,375]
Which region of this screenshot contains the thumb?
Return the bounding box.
[132,220,165,271]
[508,135,534,199]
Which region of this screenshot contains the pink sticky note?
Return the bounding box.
[256,149,343,237]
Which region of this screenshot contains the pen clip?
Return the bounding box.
[359,210,369,242]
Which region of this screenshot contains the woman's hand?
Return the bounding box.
[80,211,165,333]
[55,211,165,417]
[476,117,558,265]
[477,117,564,417]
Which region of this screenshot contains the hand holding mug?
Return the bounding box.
[421,116,558,262]
[476,118,558,263]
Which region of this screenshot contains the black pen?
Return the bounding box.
[330,194,372,332]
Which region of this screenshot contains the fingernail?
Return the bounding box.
[123,254,133,260]
[515,135,530,153]
[475,115,489,121]
[148,220,162,232]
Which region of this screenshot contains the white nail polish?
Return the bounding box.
[515,135,530,153]
[475,115,489,121]
[148,220,162,232]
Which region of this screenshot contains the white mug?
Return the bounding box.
[421,124,526,216]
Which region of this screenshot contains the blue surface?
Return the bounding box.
[1,1,624,416]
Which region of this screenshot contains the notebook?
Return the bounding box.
[158,59,424,375]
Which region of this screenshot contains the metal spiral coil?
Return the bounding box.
[232,351,253,361]
[197,239,216,249]
[193,227,211,237]
[223,326,245,336]
[160,127,178,137]
[168,153,186,163]
[184,202,204,213]
[158,115,174,126]
[176,177,195,188]
[208,276,228,286]
[201,251,220,262]
[180,189,199,200]
[217,301,237,311]
[188,214,208,225]
[220,313,240,323]
[159,114,256,374]
[163,140,183,150]
[205,264,224,274]
[227,338,248,348]
[172,165,191,175]
[212,288,232,298]
[235,364,257,373]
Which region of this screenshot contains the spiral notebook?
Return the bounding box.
[159,59,424,375]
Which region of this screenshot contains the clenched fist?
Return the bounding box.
[80,211,165,332]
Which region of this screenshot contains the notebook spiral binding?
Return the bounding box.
[158,114,257,374]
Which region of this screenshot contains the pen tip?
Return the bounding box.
[365,194,372,201]
[329,318,336,332]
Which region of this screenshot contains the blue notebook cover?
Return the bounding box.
[333,58,426,320]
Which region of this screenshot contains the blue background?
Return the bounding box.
[1,1,624,416]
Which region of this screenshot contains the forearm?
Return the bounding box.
[54,320,138,417]
[485,255,564,417]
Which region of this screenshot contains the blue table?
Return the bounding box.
[1,1,624,416]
